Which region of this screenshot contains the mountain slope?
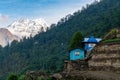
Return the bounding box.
[0,0,120,79]
[0,28,19,47]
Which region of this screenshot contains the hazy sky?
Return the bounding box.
[0,0,96,27]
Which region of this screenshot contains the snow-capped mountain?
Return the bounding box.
[0,28,19,47]
[0,18,49,47]
[7,18,49,39]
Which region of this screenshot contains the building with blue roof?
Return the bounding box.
[69,36,101,61]
[84,36,101,51]
[70,49,85,60]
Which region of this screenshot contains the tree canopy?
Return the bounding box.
[69,31,84,51]
[0,0,120,79]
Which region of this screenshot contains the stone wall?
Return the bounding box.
[64,60,88,72]
[89,42,120,73]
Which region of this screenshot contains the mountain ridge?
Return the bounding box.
[0,0,120,79]
[7,18,49,38]
[0,18,48,47]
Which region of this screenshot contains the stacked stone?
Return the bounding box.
[64,60,88,72]
[89,42,120,73]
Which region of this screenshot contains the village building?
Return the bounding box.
[70,49,85,60]
[69,36,101,61]
[65,36,102,72]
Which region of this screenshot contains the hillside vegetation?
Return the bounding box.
[102,28,120,43]
[0,0,120,79]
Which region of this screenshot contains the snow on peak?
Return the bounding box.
[7,18,49,39]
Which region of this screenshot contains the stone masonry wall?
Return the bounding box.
[89,42,120,73]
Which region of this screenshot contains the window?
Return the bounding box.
[75,52,80,56]
[89,44,96,47]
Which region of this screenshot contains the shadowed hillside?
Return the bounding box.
[0,0,120,79]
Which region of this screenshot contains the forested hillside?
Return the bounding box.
[0,0,120,79]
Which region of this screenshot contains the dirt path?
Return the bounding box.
[67,71,120,80]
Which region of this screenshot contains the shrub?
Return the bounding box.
[19,75,25,80]
[102,38,120,43]
[37,76,45,80]
[103,28,118,40]
[6,74,18,80]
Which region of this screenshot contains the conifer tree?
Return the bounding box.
[69,31,84,51]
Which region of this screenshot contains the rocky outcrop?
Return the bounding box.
[0,28,19,47]
[25,70,120,80]
[89,42,120,73]
[25,71,49,80]
[64,60,88,72]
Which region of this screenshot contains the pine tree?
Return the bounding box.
[69,31,84,51]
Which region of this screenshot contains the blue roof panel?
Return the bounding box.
[87,36,97,43]
[83,37,101,42]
